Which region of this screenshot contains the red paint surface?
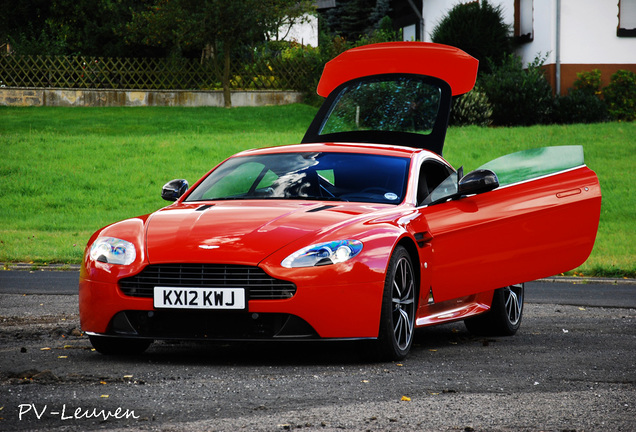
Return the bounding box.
[317,42,479,97]
[79,148,601,338]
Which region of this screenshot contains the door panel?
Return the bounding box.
[424,167,601,302]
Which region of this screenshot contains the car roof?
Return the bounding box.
[234,142,431,159]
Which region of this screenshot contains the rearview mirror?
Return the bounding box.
[161,179,189,201]
[458,169,499,196]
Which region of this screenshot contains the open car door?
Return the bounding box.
[423,146,601,302]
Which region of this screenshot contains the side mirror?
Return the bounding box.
[161,179,189,202]
[458,169,499,196]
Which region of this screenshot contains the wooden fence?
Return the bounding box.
[0,54,319,91]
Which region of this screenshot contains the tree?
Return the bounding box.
[267,1,316,42]
[1,0,163,57]
[323,0,392,41]
[430,0,512,74]
[126,0,314,107]
[50,0,168,57]
[479,54,553,126]
[1,0,61,54]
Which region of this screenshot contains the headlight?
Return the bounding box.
[281,240,363,268]
[89,237,136,265]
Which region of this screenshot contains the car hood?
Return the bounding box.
[145,201,385,265]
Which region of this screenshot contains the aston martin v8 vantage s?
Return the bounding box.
[79,42,601,360]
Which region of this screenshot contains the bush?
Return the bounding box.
[254,41,331,105]
[479,54,553,126]
[354,16,402,47]
[603,70,636,121]
[573,69,603,96]
[450,84,493,126]
[551,69,608,124]
[430,0,512,74]
[552,90,608,124]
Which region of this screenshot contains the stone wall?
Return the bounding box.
[0,88,304,107]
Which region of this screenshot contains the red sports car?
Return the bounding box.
[79,43,601,360]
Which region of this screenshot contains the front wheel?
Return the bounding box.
[464,283,524,336]
[376,246,417,360]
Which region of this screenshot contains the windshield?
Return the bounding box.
[320,76,442,136]
[186,152,410,205]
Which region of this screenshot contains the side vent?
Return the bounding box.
[414,231,433,248]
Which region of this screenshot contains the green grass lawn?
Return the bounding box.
[1,106,634,277]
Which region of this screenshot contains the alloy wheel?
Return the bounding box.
[503,283,524,326]
[391,256,416,351]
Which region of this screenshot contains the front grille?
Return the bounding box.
[119,264,296,300]
[109,311,317,339]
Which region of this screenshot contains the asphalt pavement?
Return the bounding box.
[1,267,634,431]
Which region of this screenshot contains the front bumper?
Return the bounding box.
[79,267,385,340]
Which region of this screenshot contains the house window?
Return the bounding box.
[618,0,636,36]
[514,0,534,42]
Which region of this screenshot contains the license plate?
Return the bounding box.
[153,287,245,310]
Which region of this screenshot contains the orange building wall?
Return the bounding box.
[543,63,636,95]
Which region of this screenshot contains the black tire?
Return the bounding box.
[464,283,524,336]
[376,246,417,360]
[89,335,153,355]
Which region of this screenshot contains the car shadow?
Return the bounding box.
[84,321,485,366]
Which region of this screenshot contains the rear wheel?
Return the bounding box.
[464,283,524,336]
[376,246,417,360]
[89,335,153,355]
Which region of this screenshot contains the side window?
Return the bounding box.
[618,0,636,37]
[422,171,459,206]
[421,146,585,206]
[317,169,335,185]
[478,145,584,186]
[417,160,454,206]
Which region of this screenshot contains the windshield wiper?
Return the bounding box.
[198,195,349,202]
[278,195,348,202]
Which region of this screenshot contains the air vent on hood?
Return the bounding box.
[196,204,215,211]
[307,205,337,213]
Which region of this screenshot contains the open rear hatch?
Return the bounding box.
[302,42,478,156]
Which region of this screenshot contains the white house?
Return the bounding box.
[407,0,636,94]
[275,14,319,47]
